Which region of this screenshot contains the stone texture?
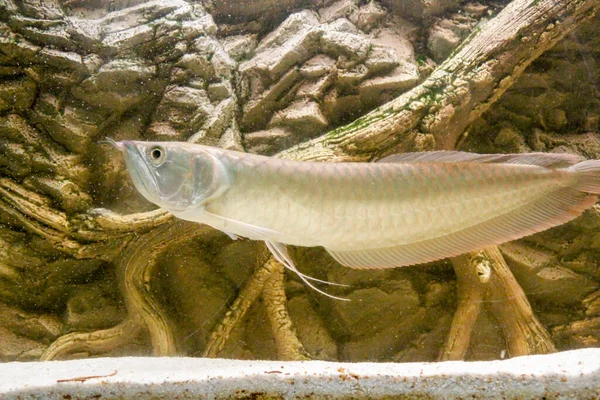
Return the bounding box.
[64,281,125,331]
[319,0,359,23]
[0,78,36,113]
[349,0,387,31]
[428,24,461,62]
[7,257,106,311]
[358,65,419,106]
[209,0,311,24]
[584,289,600,317]
[72,59,161,114]
[364,44,399,74]
[159,245,235,353]
[287,295,338,360]
[382,0,461,20]
[222,34,259,61]
[251,11,320,76]
[241,68,301,130]
[238,7,419,150]
[212,241,259,288]
[427,10,483,62]
[29,98,105,155]
[0,302,62,343]
[501,242,599,306]
[218,124,245,151]
[0,326,46,362]
[153,85,214,134]
[299,54,336,77]
[269,100,329,133]
[325,280,420,340]
[244,128,295,155]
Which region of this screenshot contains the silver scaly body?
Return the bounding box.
[113,140,600,298]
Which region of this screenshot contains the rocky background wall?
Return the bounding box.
[0,0,599,362]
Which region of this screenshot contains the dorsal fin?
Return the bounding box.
[377,151,581,169]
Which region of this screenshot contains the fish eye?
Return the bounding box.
[148,146,166,165]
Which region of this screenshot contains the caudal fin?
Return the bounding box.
[570,160,600,194]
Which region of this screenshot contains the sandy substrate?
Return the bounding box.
[1,348,599,399]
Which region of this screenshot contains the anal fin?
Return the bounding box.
[327,186,597,269]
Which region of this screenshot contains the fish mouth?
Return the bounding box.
[120,141,161,205]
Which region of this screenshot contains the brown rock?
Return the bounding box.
[299,54,336,78]
[319,0,359,23]
[0,326,46,362]
[244,128,294,155]
[64,281,125,331]
[382,0,461,20]
[349,0,387,31]
[268,100,329,133]
[326,280,420,340]
[501,242,598,306]
[0,77,36,113]
[287,295,338,360]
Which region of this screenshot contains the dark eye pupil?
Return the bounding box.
[151,149,162,159]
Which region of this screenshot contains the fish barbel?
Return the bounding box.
[111,140,600,299]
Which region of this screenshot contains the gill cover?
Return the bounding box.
[188,147,233,208]
[121,141,232,212]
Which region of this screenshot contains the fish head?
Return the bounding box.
[109,139,231,212]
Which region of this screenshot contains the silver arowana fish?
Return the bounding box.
[110,140,600,300]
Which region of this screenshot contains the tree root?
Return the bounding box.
[483,246,556,356]
[440,247,556,361]
[0,176,173,262]
[262,258,310,361]
[42,219,209,360]
[439,251,489,361]
[40,316,143,361]
[203,253,280,358]
[117,220,210,356]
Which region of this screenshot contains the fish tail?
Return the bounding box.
[569,160,600,194]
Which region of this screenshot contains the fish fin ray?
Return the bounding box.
[200,210,289,242]
[569,160,600,193]
[326,187,597,269]
[378,151,580,168]
[223,231,238,240]
[265,241,350,301]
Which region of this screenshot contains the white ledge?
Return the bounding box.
[1,349,599,399]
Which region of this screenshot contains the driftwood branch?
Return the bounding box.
[43,219,208,359]
[262,258,310,361]
[278,0,598,162]
[116,220,210,356]
[483,247,557,356]
[40,317,143,361]
[440,248,556,361]
[438,251,488,361]
[203,251,277,358]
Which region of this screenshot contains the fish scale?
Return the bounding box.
[210,156,550,250]
[114,141,600,279]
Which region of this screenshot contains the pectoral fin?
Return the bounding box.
[200,209,288,242]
